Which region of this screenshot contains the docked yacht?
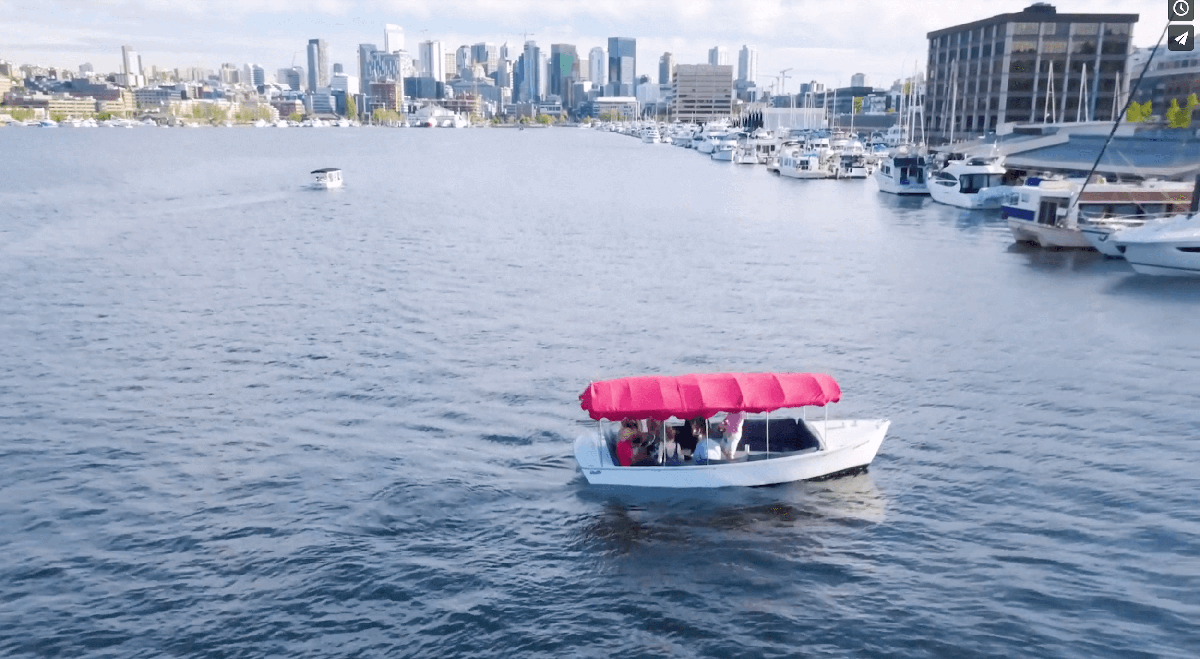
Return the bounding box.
[873,147,929,195]
[778,148,831,179]
[1004,177,1192,250]
[710,135,739,161]
[928,156,1010,209]
[1110,212,1200,276]
[733,141,758,164]
[641,126,661,143]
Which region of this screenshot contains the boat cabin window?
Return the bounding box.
[959,173,1002,194]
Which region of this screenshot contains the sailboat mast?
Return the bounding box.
[949,60,957,145]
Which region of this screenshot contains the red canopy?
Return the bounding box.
[579,372,841,421]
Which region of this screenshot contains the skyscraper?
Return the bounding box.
[589,47,606,88]
[359,44,377,98]
[850,72,866,87]
[549,44,579,98]
[607,37,636,96]
[307,39,328,90]
[418,40,445,82]
[121,45,141,77]
[737,45,757,83]
[385,24,404,53]
[708,46,729,66]
[520,40,541,102]
[472,43,499,73]
[456,45,472,74]
[659,52,675,85]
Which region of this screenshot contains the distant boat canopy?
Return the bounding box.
[579,372,842,421]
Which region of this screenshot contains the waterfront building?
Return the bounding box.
[418,41,445,82]
[607,37,636,97]
[594,95,638,120]
[550,44,579,98]
[925,2,1138,143]
[589,47,606,89]
[1128,47,1200,116]
[134,86,181,108]
[307,39,328,91]
[708,46,729,67]
[385,24,404,53]
[672,64,734,121]
[659,52,675,85]
[3,93,99,118]
[370,81,404,110]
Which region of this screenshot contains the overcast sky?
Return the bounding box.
[2,0,1171,89]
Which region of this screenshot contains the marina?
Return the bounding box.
[2,125,1198,658]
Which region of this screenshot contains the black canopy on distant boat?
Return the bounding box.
[311,168,341,174]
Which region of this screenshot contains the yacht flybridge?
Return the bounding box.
[574,372,889,488]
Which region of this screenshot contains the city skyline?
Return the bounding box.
[2,0,1171,92]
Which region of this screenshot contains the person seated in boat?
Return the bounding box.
[616,418,638,467]
[661,424,685,466]
[691,416,724,464]
[631,420,663,466]
[719,411,747,460]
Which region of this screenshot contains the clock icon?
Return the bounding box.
[1171,0,1194,21]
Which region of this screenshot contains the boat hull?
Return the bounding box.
[873,170,929,195]
[1007,218,1092,248]
[574,419,889,488]
[1119,242,1200,276]
[929,183,1008,209]
[1080,225,1126,257]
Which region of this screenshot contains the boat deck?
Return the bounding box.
[607,417,823,466]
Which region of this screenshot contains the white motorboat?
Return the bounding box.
[641,126,661,143]
[574,372,889,488]
[928,156,1011,209]
[710,136,737,161]
[778,148,831,179]
[733,142,758,164]
[310,168,343,189]
[1109,212,1200,276]
[835,150,869,179]
[873,147,929,195]
[1005,177,1192,251]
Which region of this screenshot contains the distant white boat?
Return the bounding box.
[311,168,343,189]
[873,146,929,195]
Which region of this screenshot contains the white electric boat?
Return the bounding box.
[574,372,889,488]
[310,168,343,189]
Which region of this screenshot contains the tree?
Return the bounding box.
[288,112,304,122]
[536,113,553,125]
[853,97,863,114]
[1168,94,1198,128]
[1126,100,1151,123]
[345,95,356,119]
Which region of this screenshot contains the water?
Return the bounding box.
[1,126,1198,658]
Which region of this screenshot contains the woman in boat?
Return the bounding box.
[616,419,638,466]
[661,424,685,466]
[631,420,662,466]
[720,411,747,459]
[691,416,724,464]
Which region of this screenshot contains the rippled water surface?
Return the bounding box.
[1,126,1198,658]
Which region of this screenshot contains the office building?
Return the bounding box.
[737,46,757,83]
[589,47,606,87]
[472,43,499,73]
[550,44,579,98]
[359,44,378,99]
[925,3,1138,142]
[307,38,328,91]
[850,72,867,87]
[672,64,734,121]
[456,46,472,74]
[659,52,675,85]
[385,24,404,53]
[418,40,445,82]
[708,46,729,66]
[607,37,636,97]
[518,40,541,102]
[1129,47,1200,114]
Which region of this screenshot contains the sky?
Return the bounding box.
[1,0,1172,89]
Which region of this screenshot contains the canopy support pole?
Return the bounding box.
[824,405,829,450]
[766,411,770,458]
